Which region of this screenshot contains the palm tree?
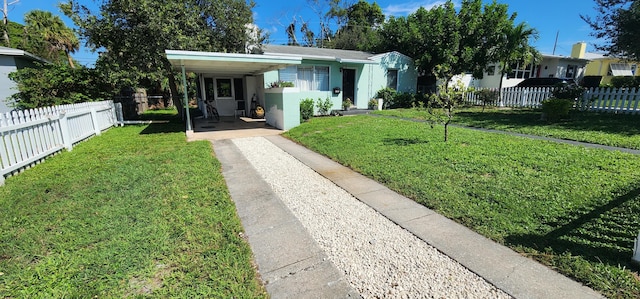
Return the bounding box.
[496,23,541,92]
[24,10,79,68]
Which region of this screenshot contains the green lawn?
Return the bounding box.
[285,115,640,298]
[375,107,640,150]
[0,116,267,298]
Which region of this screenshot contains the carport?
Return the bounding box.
[165,49,302,133]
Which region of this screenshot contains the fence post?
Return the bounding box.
[90,108,101,136]
[58,111,73,151]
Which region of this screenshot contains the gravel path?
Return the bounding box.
[232,137,512,299]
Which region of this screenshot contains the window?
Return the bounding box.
[565,65,576,79]
[387,69,398,89]
[508,63,534,79]
[609,63,634,76]
[278,65,330,91]
[487,65,496,76]
[216,79,232,98]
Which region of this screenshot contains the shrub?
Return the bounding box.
[552,83,585,100]
[268,80,294,88]
[392,92,417,108]
[541,98,573,122]
[300,98,314,122]
[610,76,639,88]
[316,97,333,115]
[476,89,499,111]
[368,98,378,110]
[375,87,396,109]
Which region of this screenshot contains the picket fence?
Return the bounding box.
[0,100,119,185]
[465,87,640,114]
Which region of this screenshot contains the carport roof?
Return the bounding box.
[165,49,302,76]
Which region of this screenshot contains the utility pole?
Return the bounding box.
[1,0,20,46]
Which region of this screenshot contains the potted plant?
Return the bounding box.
[267,80,294,88]
[368,98,378,110]
[342,98,352,110]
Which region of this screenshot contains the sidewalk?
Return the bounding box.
[211,134,604,299]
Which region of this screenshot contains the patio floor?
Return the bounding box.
[187,116,283,141]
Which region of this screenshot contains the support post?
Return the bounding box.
[181,63,193,132]
[59,112,73,151]
[90,108,101,136]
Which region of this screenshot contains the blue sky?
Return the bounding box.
[5,0,602,67]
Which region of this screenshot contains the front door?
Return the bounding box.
[342,68,356,106]
[214,78,235,116]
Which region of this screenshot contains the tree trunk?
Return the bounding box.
[444,121,449,142]
[162,57,183,118]
[65,49,75,68]
[498,69,505,106]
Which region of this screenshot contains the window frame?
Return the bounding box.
[278,65,331,91]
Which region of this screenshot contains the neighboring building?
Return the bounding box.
[466,43,591,89]
[573,42,639,85]
[0,46,48,114]
[166,45,417,130]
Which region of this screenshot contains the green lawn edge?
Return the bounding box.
[0,120,267,298]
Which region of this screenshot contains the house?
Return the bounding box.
[165,45,417,130]
[466,43,590,89]
[572,43,639,86]
[0,46,48,114]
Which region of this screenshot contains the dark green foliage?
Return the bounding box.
[582,0,640,60]
[300,98,314,121]
[8,63,115,109]
[316,97,333,115]
[541,98,574,122]
[375,87,397,109]
[610,76,640,88]
[476,89,499,111]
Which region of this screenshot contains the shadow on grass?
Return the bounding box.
[505,185,640,269]
[140,121,185,134]
[456,109,640,137]
[382,138,429,146]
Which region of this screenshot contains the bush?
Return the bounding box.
[476,89,499,111]
[541,98,573,121]
[300,98,314,122]
[375,87,396,109]
[315,97,333,115]
[552,83,585,100]
[610,76,639,88]
[392,92,417,108]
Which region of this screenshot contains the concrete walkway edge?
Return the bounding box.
[264,135,604,299]
[212,139,361,299]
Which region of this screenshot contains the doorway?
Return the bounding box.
[342,68,356,106]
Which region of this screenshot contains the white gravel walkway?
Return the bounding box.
[232,137,512,299]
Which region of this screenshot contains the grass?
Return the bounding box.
[375,107,640,150]
[285,115,640,298]
[0,112,267,298]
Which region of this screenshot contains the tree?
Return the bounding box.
[61,0,262,116]
[328,0,384,50]
[376,0,519,86]
[8,63,114,109]
[24,10,79,68]
[495,22,541,91]
[582,0,640,59]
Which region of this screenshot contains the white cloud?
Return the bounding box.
[383,0,460,16]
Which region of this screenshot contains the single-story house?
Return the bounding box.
[0,46,48,114]
[165,45,417,131]
[464,43,591,89]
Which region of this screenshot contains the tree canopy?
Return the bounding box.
[61,0,262,113]
[582,0,640,59]
[374,0,525,85]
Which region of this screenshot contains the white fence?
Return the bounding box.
[0,100,118,185]
[465,87,640,114]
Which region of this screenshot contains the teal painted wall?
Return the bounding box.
[264,52,417,113]
[264,87,300,130]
